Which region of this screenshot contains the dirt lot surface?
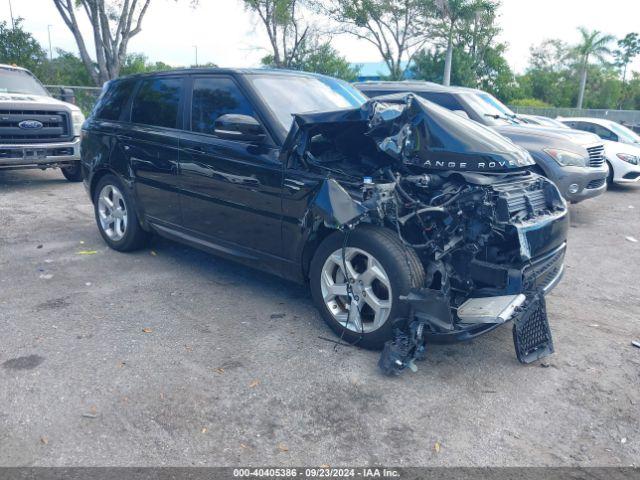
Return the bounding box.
[1,168,639,467]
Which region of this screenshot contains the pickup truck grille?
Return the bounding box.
[0,109,71,144]
[587,145,605,167]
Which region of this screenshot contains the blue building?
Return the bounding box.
[352,61,414,82]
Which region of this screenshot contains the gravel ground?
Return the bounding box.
[1,168,639,467]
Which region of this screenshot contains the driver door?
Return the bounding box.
[178,75,283,257]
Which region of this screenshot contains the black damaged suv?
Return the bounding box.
[82,69,568,369]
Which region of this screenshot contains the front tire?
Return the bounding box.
[310,225,425,350]
[93,174,149,251]
[61,162,83,182]
[606,161,614,186]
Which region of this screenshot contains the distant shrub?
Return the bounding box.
[510,98,552,107]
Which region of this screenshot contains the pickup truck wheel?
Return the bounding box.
[61,163,83,182]
[310,225,425,350]
[93,174,149,251]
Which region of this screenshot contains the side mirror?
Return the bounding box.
[452,110,470,119]
[214,114,266,142]
[60,87,76,104]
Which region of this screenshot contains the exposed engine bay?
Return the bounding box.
[285,94,569,375]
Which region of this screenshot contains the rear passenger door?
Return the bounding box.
[124,76,184,226]
[178,75,283,257]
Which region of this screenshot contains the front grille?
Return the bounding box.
[522,244,566,292]
[492,175,563,222]
[0,109,70,144]
[586,178,606,189]
[587,145,605,167]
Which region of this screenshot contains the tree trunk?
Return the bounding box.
[443,27,454,86]
[577,58,588,109]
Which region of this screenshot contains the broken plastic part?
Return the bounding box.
[378,319,427,376]
[400,288,454,332]
[512,293,554,364]
[310,178,368,228]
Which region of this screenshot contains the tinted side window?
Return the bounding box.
[94,79,136,121]
[131,77,182,128]
[191,77,256,135]
[418,92,464,111]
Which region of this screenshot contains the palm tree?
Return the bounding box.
[572,27,614,109]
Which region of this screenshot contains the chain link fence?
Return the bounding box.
[45,85,102,115]
[509,106,640,128]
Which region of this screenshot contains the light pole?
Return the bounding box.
[8,0,14,29]
[193,45,198,67]
[47,25,53,60]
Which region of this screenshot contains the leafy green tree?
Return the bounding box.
[262,36,359,80]
[430,0,498,86]
[0,18,47,75]
[572,27,614,108]
[614,33,640,85]
[120,52,174,75]
[43,49,94,85]
[243,0,314,68]
[322,0,431,80]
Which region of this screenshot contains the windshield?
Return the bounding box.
[0,68,49,96]
[536,117,570,129]
[248,74,367,133]
[607,121,640,144]
[462,92,520,126]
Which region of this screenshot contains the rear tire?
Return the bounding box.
[93,174,149,252]
[309,225,425,350]
[61,162,83,182]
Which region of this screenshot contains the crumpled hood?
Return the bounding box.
[496,124,601,147]
[290,93,535,173]
[0,93,79,112]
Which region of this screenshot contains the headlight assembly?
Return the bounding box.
[544,148,588,167]
[71,110,85,137]
[616,153,639,165]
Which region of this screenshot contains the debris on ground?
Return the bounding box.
[39,274,53,280]
[36,244,43,249]
[40,436,48,445]
[142,328,153,333]
[201,427,208,434]
[214,367,225,374]
[270,313,286,319]
[625,236,638,243]
[632,340,640,349]
[249,379,260,388]
[150,250,157,256]
[77,250,98,255]
[434,441,441,453]
[277,443,289,452]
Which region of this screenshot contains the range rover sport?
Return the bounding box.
[82,69,568,372]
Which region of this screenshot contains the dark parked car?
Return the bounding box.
[354,81,608,203]
[82,69,567,372]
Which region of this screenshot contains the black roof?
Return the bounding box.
[353,80,481,95]
[113,67,330,82]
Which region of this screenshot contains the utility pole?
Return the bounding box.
[193,45,198,67]
[47,25,53,60]
[8,0,14,29]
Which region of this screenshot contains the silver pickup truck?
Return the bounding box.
[0,64,85,181]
